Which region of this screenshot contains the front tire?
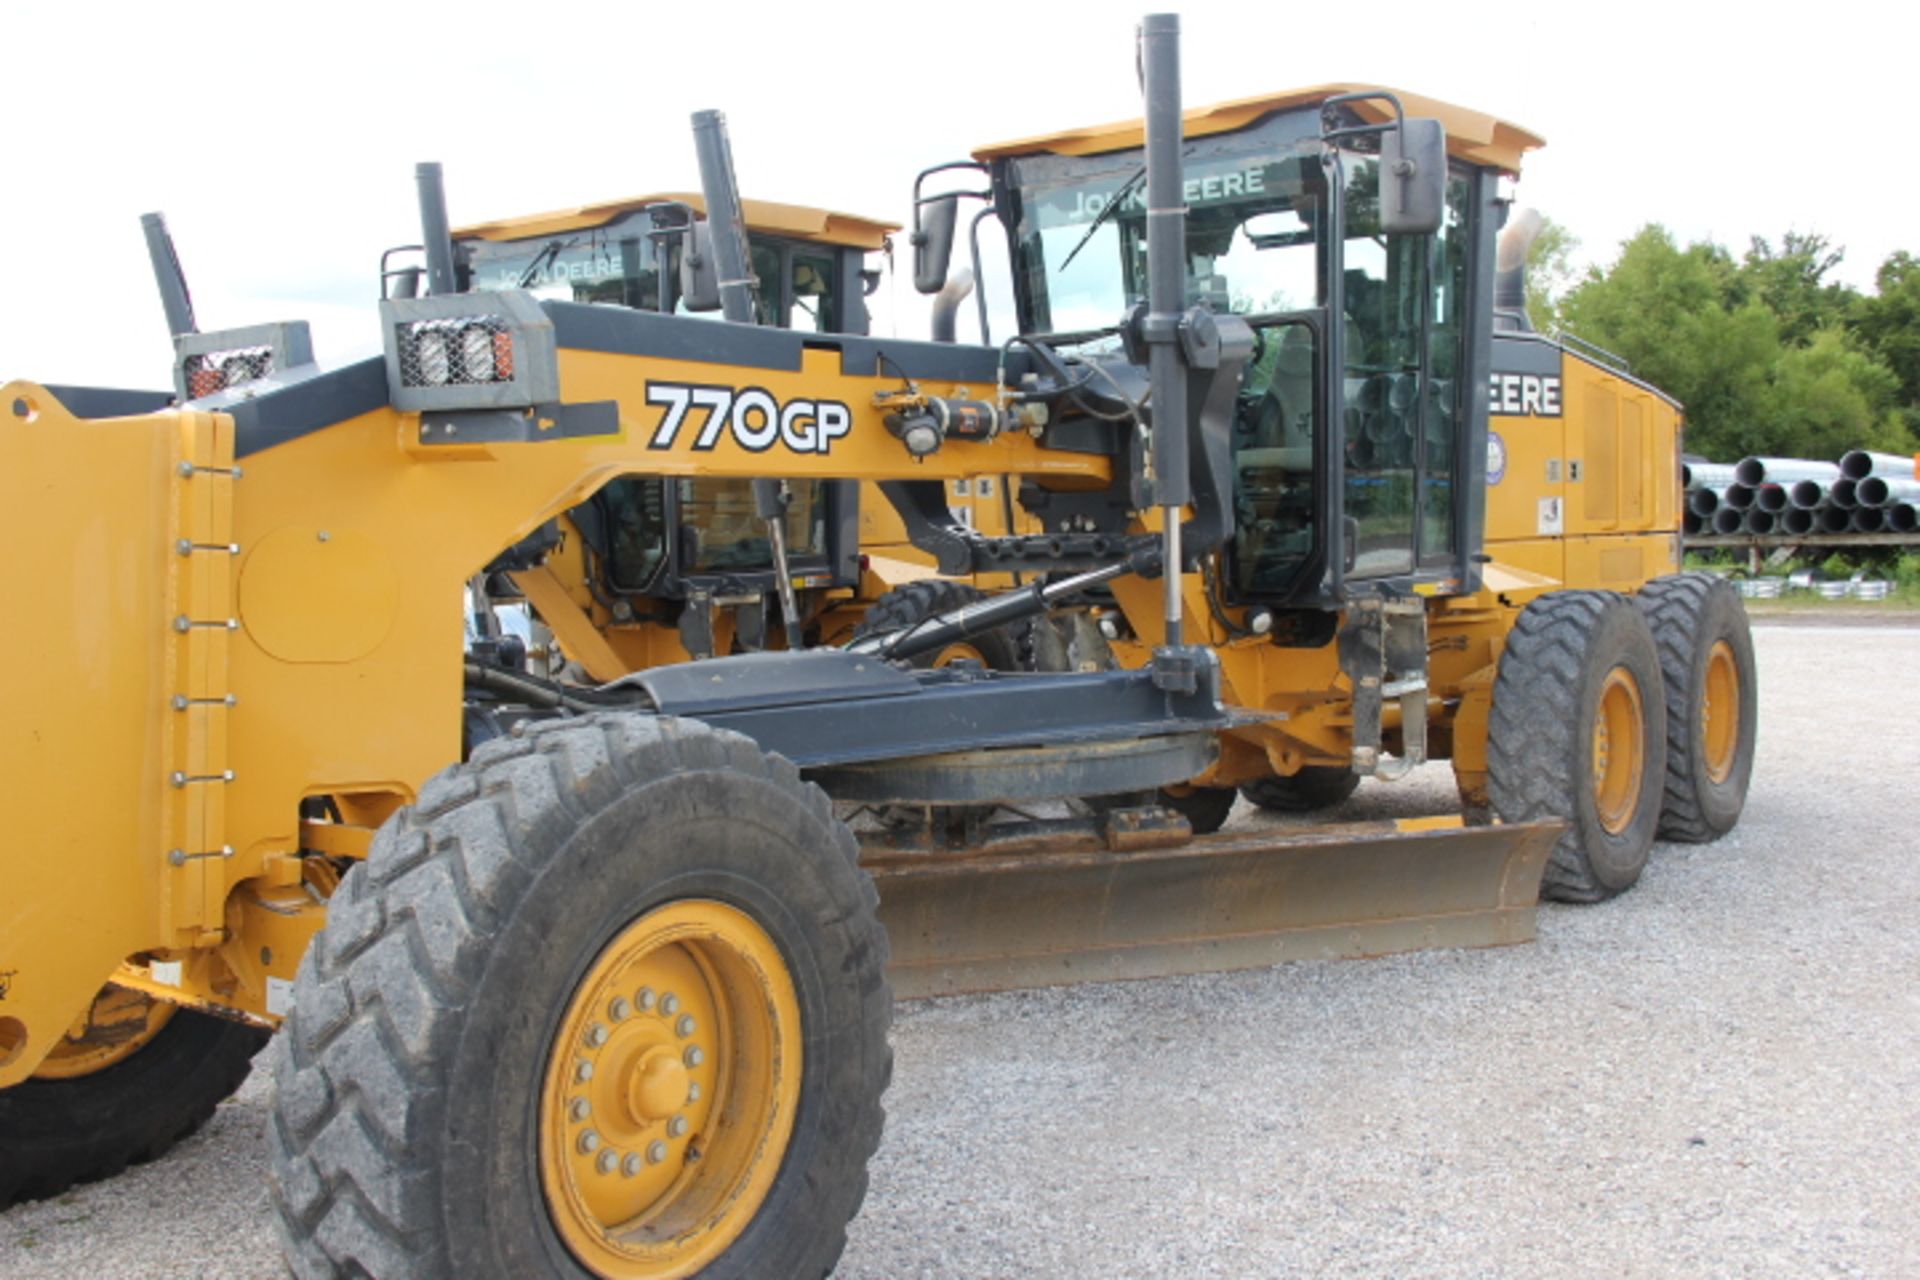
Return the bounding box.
[1634,573,1757,842]
[269,714,892,1279]
[1239,766,1360,814]
[1156,784,1238,835]
[1488,591,1667,903]
[0,988,267,1207]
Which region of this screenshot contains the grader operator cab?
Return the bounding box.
[0,14,1755,1278]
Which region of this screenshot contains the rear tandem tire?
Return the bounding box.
[853,579,1032,670]
[1239,766,1361,814]
[268,714,892,1280]
[1634,573,1758,842]
[1488,590,1667,903]
[0,1004,268,1208]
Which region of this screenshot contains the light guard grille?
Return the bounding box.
[380,291,556,412]
[173,322,313,402]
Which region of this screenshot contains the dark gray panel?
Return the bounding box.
[628,649,920,716]
[42,386,174,419]
[1490,332,1562,377]
[624,649,1233,770]
[231,358,391,458]
[543,299,1026,385]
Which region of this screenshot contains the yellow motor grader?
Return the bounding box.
[0,13,1756,1277]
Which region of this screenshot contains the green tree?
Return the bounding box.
[1523,216,1579,333]
[1736,232,1857,346]
[1758,326,1908,458]
[1559,225,1912,460]
[1851,250,1920,415]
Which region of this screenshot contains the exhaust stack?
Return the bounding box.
[140,212,198,338]
[1493,207,1544,331]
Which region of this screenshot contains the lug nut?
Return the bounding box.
[622,1153,643,1177]
[675,1014,696,1038]
[668,1115,689,1138]
[636,987,656,1012]
[660,993,680,1016]
[575,1061,594,1083]
[585,1023,610,1047]
[570,1098,591,1121]
[687,1082,703,1103]
[609,997,631,1022]
[596,1150,618,1175]
[647,1140,669,1165]
[684,1046,704,1068]
[578,1130,601,1154]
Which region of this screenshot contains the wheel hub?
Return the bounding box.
[1702,640,1739,784]
[1590,666,1646,835]
[540,899,801,1277]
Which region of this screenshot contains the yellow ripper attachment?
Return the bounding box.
[863,815,1561,998]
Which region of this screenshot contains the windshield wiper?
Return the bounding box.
[515,236,581,289]
[1057,166,1147,272]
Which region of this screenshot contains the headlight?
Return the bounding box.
[411,326,453,386]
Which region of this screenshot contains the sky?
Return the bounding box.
[4,0,1910,389]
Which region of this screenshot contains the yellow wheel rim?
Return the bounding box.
[931,642,987,668]
[1590,667,1647,836]
[33,985,175,1080]
[1701,640,1739,784]
[541,900,802,1279]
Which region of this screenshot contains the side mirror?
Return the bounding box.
[912,193,961,295]
[678,220,722,312]
[1379,118,1447,236]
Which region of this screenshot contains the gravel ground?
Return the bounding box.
[3,621,1916,1278]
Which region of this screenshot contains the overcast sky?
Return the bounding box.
[5,0,1909,389]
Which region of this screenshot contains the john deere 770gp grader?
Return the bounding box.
[0,14,1755,1278]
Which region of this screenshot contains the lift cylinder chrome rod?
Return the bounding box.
[692,107,807,649]
[1140,13,1188,647]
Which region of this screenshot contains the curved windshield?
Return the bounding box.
[463,215,841,332]
[1013,144,1325,333]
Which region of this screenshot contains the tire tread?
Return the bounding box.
[269,713,890,1280]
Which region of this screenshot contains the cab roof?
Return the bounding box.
[454,194,899,251]
[972,84,1544,175]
